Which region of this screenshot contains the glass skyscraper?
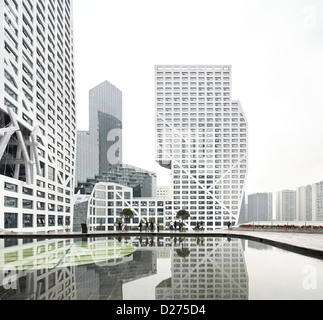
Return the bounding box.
[76,80,122,185]
[155,65,248,229]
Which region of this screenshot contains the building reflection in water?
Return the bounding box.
[155,237,249,300]
[0,236,249,300]
[0,238,77,300]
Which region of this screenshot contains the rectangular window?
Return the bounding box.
[23,187,33,195]
[22,199,33,209]
[48,166,55,181]
[4,182,18,192]
[37,214,45,227]
[58,216,63,226]
[4,196,18,207]
[37,202,45,210]
[23,214,33,228]
[48,215,55,226]
[4,213,18,229]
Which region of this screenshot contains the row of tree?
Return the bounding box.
[120,208,190,228]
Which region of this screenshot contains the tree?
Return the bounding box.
[120,208,134,231]
[176,209,190,231]
[120,208,134,221]
[176,247,191,260]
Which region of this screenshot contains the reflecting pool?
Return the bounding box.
[0,236,322,300]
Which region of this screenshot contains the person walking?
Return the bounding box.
[118,221,122,231]
[157,222,160,232]
[150,220,154,232]
[174,221,177,231]
[139,221,142,232]
[145,220,149,232]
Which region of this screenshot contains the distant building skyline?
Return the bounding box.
[247,193,273,222]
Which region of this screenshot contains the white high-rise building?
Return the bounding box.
[155,65,248,229]
[296,185,312,221]
[0,0,76,232]
[247,193,273,222]
[312,181,323,221]
[276,190,296,221]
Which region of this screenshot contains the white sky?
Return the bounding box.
[73,0,323,196]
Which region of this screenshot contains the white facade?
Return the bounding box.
[247,193,273,222]
[312,181,323,221]
[156,185,171,199]
[88,182,165,231]
[276,190,296,221]
[155,237,248,300]
[296,185,312,221]
[0,0,76,232]
[155,65,248,229]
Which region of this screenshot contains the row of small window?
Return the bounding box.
[173,175,246,181]
[5,182,71,199]
[93,191,131,200]
[157,81,230,86]
[157,153,247,160]
[157,124,247,130]
[157,125,244,133]
[156,70,230,76]
[160,148,247,153]
[157,133,246,139]
[157,87,231,93]
[173,183,244,189]
[157,119,245,124]
[4,196,70,212]
[159,141,247,146]
[4,212,70,229]
[157,76,230,81]
[157,92,231,98]
[90,217,140,226]
[90,207,164,216]
[91,200,165,208]
[157,104,235,109]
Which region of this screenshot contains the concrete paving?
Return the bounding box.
[222,229,323,259]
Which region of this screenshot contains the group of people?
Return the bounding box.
[138,220,160,232]
[117,220,232,232]
[169,220,185,231]
[195,221,204,231]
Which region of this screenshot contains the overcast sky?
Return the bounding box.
[73,0,323,196]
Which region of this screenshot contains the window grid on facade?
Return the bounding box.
[155,65,248,229]
[0,0,76,232]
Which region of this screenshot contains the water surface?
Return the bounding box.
[0,236,322,300]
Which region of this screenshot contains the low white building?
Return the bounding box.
[86,182,165,231]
